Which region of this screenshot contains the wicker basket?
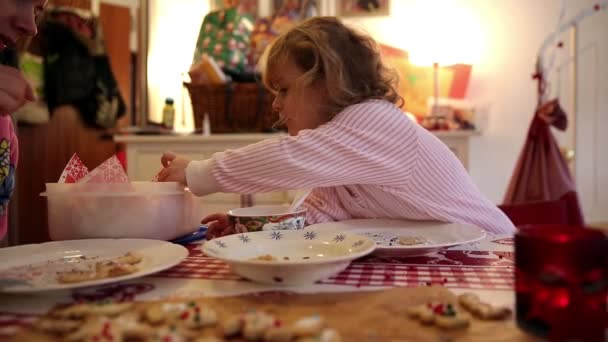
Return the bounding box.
[184,82,280,133]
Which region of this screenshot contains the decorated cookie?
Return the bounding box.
[21,297,343,341]
[408,303,470,330]
[145,301,218,329]
[241,311,278,340]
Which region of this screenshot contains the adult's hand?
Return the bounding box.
[0,65,34,116]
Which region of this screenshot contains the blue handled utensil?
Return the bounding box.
[171,225,207,244]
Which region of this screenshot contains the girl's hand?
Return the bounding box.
[156,151,190,185]
[0,65,35,115]
[202,213,235,239]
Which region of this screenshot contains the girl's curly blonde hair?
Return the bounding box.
[260,16,403,117]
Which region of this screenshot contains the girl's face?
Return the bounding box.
[270,59,329,136]
[0,0,46,51]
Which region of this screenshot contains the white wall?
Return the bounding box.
[148,0,210,132]
[147,0,599,203]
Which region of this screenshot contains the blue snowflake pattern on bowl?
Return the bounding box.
[352,240,365,248]
[214,240,227,248]
[238,234,251,243]
[270,231,283,240]
[333,234,346,242]
[304,231,317,240]
[205,247,219,255]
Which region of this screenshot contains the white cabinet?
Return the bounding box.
[114,131,479,216]
[432,130,480,170]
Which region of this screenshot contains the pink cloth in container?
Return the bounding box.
[58,153,89,183]
[58,154,129,184]
[77,155,129,183]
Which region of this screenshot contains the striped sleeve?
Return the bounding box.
[206,101,419,194]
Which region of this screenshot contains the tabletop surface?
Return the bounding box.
[0,234,515,338]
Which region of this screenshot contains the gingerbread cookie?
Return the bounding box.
[458,293,512,320]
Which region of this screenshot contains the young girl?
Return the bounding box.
[157,16,515,238]
[0,0,46,240]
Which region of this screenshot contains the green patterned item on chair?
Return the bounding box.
[192,7,254,73]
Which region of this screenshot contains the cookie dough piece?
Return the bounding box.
[458,293,512,320]
[241,311,276,341]
[296,330,341,342]
[114,252,143,265]
[145,302,218,329]
[96,260,139,278]
[318,328,342,342]
[63,317,119,341]
[408,303,470,330]
[181,305,218,329]
[398,236,426,246]
[458,293,481,309]
[57,270,98,284]
[242,311,277,340]
[221,315,244,337]
[264,326,294,342]
[32,318,80,334]
[251,254,278,261]
[193,336,224,342]
[292,315,325,337]
[52,302,133,319]
[407,304,435,324]
[150,326,187,342]
[434,314,470,330]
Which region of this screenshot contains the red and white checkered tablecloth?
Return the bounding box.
[0,312,39,337]
[156,243,514,291]
[0,236,515,338]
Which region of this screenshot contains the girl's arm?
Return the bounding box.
[186,101,417,196]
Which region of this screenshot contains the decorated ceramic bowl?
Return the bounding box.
[227,205,307,233]
[200,229,375,286]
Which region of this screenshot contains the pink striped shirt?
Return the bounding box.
[186,100,515,234]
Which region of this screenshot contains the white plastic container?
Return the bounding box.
[41,182,201,241]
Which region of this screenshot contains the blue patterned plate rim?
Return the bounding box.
[201,229,375,266]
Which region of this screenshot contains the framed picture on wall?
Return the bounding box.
[210,0,259,18]
[336,0,390,17]
[272,0,319,19]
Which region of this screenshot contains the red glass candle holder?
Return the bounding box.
[515,225,608,341]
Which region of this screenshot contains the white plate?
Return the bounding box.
[0,239,188,293]
[306,219,486,257]
[201,230,375,286]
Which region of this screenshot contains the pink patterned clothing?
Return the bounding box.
[0,116,18,239]
[186,100,515,234]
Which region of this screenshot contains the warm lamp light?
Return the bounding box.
[404,0,485,124]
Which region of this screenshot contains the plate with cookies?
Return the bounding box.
[307,219,486,257]
[0,239,187,293]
